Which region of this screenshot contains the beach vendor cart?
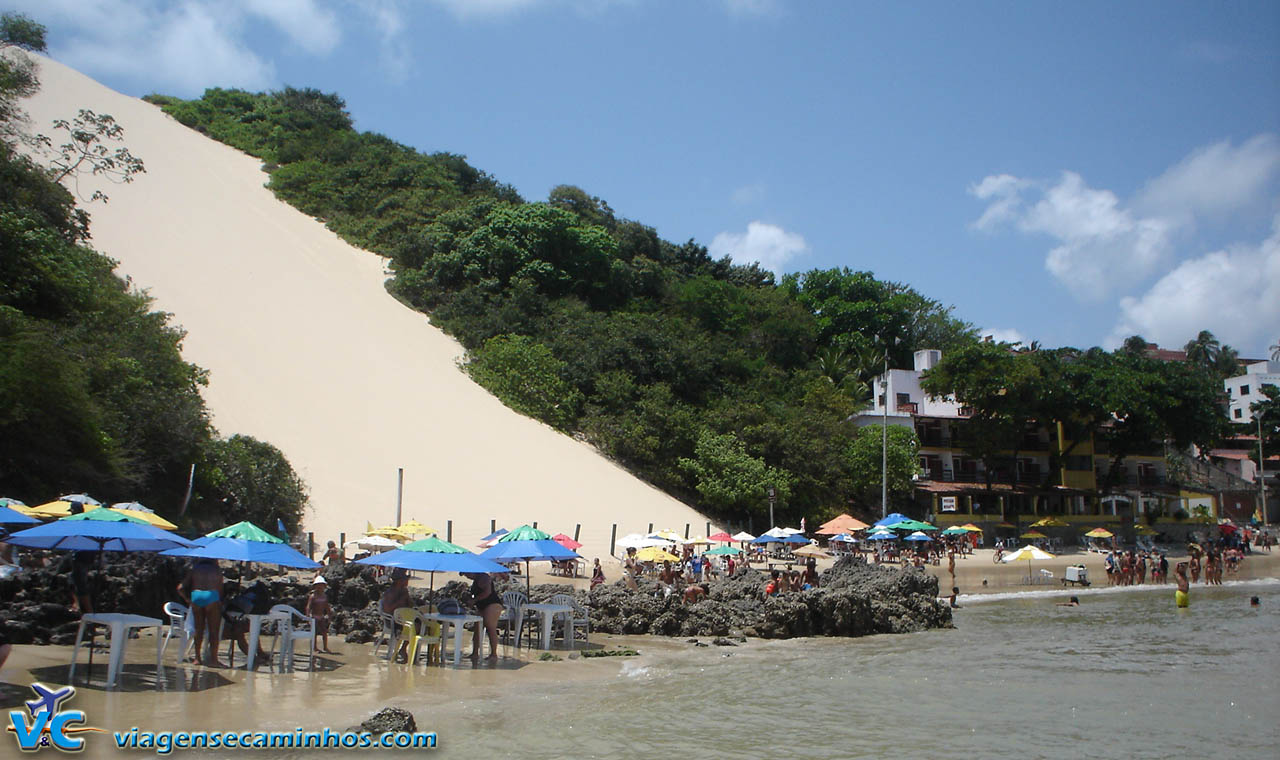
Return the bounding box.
[1062,564,1090,587]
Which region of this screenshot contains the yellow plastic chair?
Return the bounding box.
[393,607,440,665]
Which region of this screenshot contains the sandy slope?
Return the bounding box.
[21,55,719,555]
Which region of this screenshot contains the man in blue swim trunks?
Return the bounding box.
[179,559,224,666]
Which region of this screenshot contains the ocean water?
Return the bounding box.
[406,580,1280,760]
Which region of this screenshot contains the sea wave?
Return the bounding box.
[957,575,1280,605]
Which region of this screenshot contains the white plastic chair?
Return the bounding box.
[372,610,396,660]
[550,593,590,649]
[267,604,315,672]
[498,591,527,650]
[160,602,194,663]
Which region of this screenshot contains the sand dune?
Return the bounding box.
[22,55,720,556]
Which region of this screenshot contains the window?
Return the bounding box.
[1234,408,1243,419]
[1240,385,1249,396]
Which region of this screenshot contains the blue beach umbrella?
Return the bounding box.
[868,532,898,540]
[360,534,510,592]
[874,513,910,528]
[780,534,811,545]
[904,531,932,541]
[4,509,196,553]
[750,535,784,545]
[163,537,321,568]
[480,524,581,593]
[0,505,39,525]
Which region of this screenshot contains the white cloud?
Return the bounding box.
[730,182,766,205]
[980,328,1028,346]
[971,135,1280,305]
[1134,134,1280,223]
[359,2,412,82]
[1106,216,1280,351]
[243,0,341,56]
[709,221,808,275]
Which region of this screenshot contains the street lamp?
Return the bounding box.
[767,486,776,529]
[1258,410,1268,526]
[879,336,898,520]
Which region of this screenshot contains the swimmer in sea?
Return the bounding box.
[1174,561,1189,609]
[1056,596,1079,607]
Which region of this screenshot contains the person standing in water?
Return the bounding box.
[1174,561,1190,608]
[178,558,224,666]
[463,572,502,664]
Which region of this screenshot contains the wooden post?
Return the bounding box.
[706,521,710,537]
[684,524,690,539]
[447,520,453,543]
[307,532,314,559]
[648,522,653,534]
[573,524,581,541]
[610,524,617,557]
[491,519,496,535]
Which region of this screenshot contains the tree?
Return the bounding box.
[1271,339,1279,362]
[1183,330,1221,371]
[191,435,308,535]
[0,12,46,145]
[464,334,582,430]
[678,429,794,515]
[34,109,146,203]
[1248,384,1280,460]
[845,424,919,509]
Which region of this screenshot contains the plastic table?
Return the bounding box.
[520,603,572,649]
[424,613,481,666]
[69,613,163,688]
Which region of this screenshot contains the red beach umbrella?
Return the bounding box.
[708,531,734,542]
[552,533,583,550]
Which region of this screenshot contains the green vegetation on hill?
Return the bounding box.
[0,13,306,533]
[147,85,976,525]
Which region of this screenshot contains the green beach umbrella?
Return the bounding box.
[941,526,969,536]
[206,521,283,543]
[498,524,552,542]
[400,535,468,553]
[705,545,741,556]
[888,519,936,532]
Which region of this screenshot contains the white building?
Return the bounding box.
[1225,360,1280,423]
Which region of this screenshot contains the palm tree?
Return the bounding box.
[1271,339,1279,362]
[1183,330,1221,373]
[1215,344,1241,378]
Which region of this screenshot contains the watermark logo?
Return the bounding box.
[6,683,104,753]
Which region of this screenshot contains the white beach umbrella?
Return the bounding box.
[763,527,789,538]
[731,531,756,541]
[1002,543,1055,582]
[346,534,402,552]
[781,527,804,535]
[617,533,670,550]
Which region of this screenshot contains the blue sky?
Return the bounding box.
[17,0,1280,357]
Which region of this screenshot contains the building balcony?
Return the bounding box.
[896,401,919,414]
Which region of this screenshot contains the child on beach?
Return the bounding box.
[306,576,335,654]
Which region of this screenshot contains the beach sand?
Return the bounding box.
[20,55,720,557]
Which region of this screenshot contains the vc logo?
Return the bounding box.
[6,684,103,752]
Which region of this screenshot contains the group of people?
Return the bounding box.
[764,561,820,595]
[1103,549,1169,586]
[378,567,503,665]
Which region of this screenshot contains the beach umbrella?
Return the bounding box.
[686,536,713,546]
[552,533,583,550]
[780,533,811,545]
[780,527,805,536]
[1029,516,1068,528]
[163,537,320,568]
[704,545,741,556]
[480,528,508,542]
[1084,528,1114,538]
[874,513,910,528]
[397,519,436,536]
[941,526,969,536]
[997,522,1017,529]
[959,523,984,532]
[356,535,507,593]
[616,533,668,550]
[829,533,858,543]
[1020,530,1048,540]
[762,527,790,538]
[1001,543,1054,581]
[635,547,680,563]
[1134,524,1158,536]
[347,534,402,552]
[868,531,898,540]
[0,498,40,519]
[367,525,412,540]
[708,531,734,542]
[649,529,686,544]
[792,544,829,559]
[481,525,581,594]
[904,531,932,541]
[4,509,196,553]
[816,513,871,535]
[0,501,39,525]
[731,531,756,542]
[109,502,178,530]
[887,518,937,532]
[208,521,284,542]
[30,495,103,518]
[750,534,784,544]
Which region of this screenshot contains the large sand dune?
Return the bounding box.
[23,56,720,555]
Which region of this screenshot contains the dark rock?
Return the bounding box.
[345,629,373,644]
[711,637,737,646]
[360,707,416,734]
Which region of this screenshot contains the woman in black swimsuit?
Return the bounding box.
[464,572,503,663]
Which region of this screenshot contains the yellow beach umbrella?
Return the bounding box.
[1002,543,1055,581]
[959,523,984,532]
[367,525,412,540]
[397,519,436,536]
[650,529,685,543]
[1029,516,1068,528]
[686,536,713,546]
[1020,530,1048,539]
[30,500,101,518]
[1084,527,1114,538]
[110,502,178,530]
[636,547,679,563]
[1134,524,1158,535]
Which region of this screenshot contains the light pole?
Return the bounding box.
[1259,410,1268,526]
[881,342,891,521]
[767,486,776,529]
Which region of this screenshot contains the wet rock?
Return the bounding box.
[359,707,416,734]
[711,637,737,647]
[344,629,373,644]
